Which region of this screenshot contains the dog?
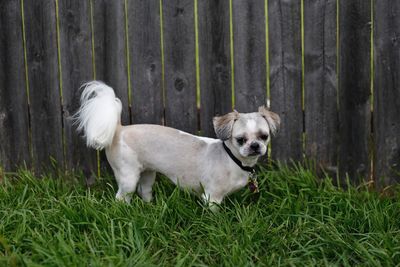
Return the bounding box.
[74,81,280,209]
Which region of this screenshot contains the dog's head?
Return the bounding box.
[213,106,280,158]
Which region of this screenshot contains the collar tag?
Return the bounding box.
[247,172,259,193]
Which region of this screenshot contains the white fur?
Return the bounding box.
[178,130,219,144]
[74,81,280,210]
[246,119,257,132]
[73,81,122,150]
[197,136,220,144]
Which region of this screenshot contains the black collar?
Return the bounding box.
[222,142,255,173]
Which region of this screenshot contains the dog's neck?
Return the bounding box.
[223,140,259,168]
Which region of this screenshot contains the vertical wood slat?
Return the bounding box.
[163,0,197,133]
[0,0,30,171]
[24,0,64,173]
[373,1,400,186]
[268,0,303,162]
[198,0,232,137]
[59,0,97,173]
[232,0,267,113]
[339,1,371,182]
[93,0,130,125]
[128,0,163,125]
[93,0,129,175]
[304,0,338,173]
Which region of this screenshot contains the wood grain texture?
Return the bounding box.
[93,0,130,125]
[0,0,30,171]
[232,0,267,113]
[24,0,64,173]
[163,0,197,133]
[59,0,96,172]
[268,0,303,162]
[373,0,400,186]
[339,0,371,182]
[128,0,163,125]
[197,0,232,137]
[93,0,129,175]
[304,0,338,174]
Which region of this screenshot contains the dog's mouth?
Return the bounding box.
[247,151,261,157]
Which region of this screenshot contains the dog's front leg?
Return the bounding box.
[201,193,223,213]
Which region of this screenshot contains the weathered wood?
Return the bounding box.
[232,0,267,113]
[163,0,197,133]
[93,0,129,175]
[24,0,64,173]
[198,0,232,137]
[0,0,30,171]
[339,1,371,182]
[128,0,163,125]
[268,0,303,162]
[373,1,400,186]
[304,0,337,174]
[93,0,130,125]
[59,0,96,173]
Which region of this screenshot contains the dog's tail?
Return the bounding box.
[73,81,122,150]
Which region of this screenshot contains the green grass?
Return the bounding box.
[1,165,400,266]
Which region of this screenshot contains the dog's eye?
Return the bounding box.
[236,137,246,145]
[260,134,269,141]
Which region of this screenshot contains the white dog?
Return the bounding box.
[74,81,280,208]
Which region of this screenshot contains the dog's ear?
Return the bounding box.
[213,111,239,140]
[258,106,280,136]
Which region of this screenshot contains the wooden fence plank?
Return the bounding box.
[24,0,64,173]
[93,0,130,125]
[128,0,163,125]
[198,0,232,137]
[59,0,97,173]
[373,1,400,186]
[163,0,197,133]
[304,0,337,174]
[339,1,371,182]
[0,0,30,171]
[268,0,303,162]
[232,0,267,113]
[93,0,129,175]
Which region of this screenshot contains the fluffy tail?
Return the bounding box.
[73,81,122,150]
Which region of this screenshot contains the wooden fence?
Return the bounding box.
[0,0,399,187]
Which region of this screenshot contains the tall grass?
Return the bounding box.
[0,165,399,266]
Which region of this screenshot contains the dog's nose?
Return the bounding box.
[250,142,260,151]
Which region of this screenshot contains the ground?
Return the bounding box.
[0,164,399,266]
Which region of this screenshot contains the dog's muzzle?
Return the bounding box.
[248,142,261,156]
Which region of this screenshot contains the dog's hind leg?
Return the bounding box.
[137,170,156,202]
[114,168,140,203]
